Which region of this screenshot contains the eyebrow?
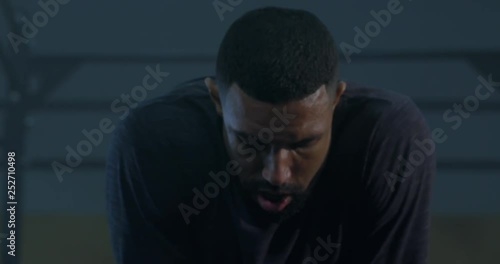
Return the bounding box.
[231,127,322,145]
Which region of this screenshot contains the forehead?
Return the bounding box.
[222,84,331,138]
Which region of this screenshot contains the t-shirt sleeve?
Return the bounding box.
[105,113,194,263]
[351,98,436,264]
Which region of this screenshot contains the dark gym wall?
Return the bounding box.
[0,0,499,263]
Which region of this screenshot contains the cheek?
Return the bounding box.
[293,160,317,183]
[295,143,331,184]
[309,135,331,160]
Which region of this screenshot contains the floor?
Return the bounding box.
[4,214,499,264]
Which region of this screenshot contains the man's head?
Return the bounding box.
[206,7,346,222]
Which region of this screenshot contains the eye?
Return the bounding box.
[290,137,319,150]
[290,140,311,150]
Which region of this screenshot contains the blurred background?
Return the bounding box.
[0,0,499,263]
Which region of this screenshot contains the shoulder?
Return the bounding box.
[338,82,427,137]
[341,82,414,116]
[329,82,434,211]
[109,75,224,178]
[329,82,432,185]
[115,76,220,149]
[107,77,225,215]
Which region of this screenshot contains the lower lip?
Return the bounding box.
[256,194,292,212]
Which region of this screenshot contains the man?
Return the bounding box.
[106,6,435,264]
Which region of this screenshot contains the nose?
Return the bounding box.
[261,147,292,186]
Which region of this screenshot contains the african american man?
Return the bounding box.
[106,6,435,264]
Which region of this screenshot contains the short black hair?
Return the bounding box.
[216,6,339,104]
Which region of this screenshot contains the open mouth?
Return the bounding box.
[256,192,292,212]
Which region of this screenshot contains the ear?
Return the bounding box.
[332,81,346,107]
[205,77,223,115]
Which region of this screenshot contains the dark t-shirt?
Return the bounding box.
[106,77,435,264]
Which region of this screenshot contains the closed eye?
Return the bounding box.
[290,137,319,149]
